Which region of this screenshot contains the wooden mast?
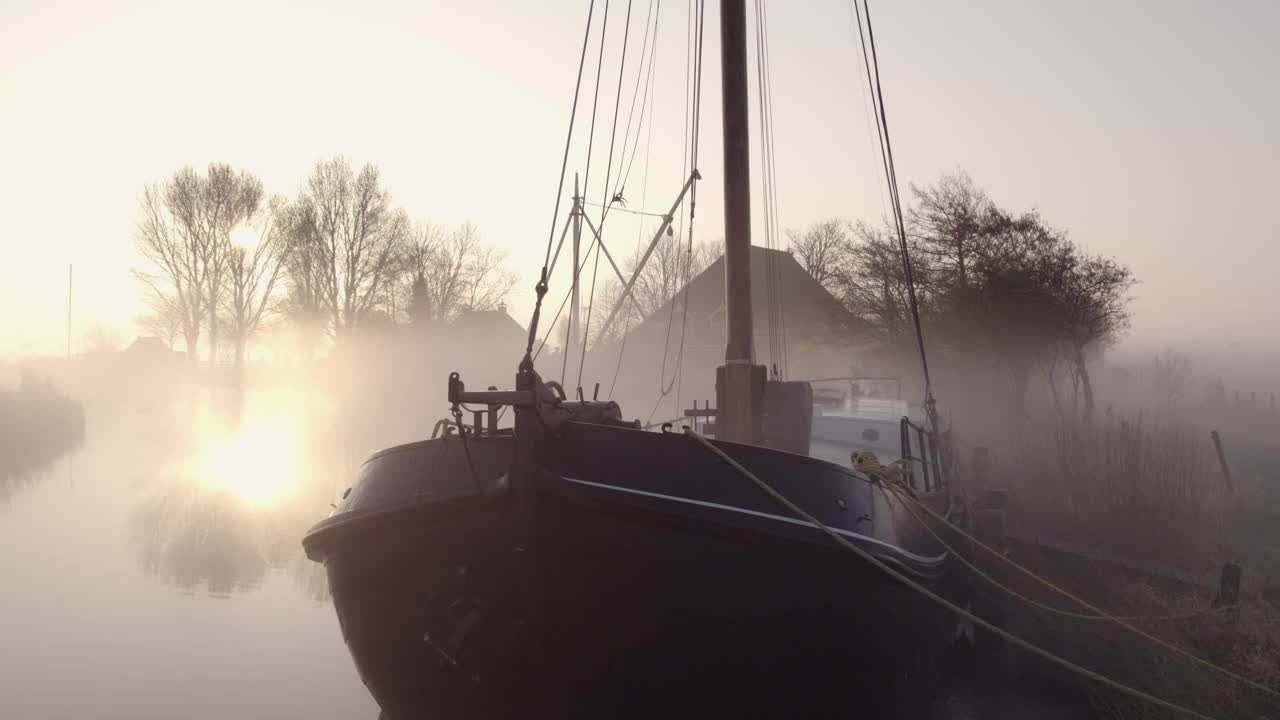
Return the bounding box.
[717,0,764,443]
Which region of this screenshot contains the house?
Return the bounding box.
[588,246,879,422]
[126,336,177,358]
[443,306,529,388]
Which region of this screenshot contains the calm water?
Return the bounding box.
[0,379,1105,719]
[0,388,378,719]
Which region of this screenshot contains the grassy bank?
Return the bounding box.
[999,412,1229,571]
[961,409,1278,718]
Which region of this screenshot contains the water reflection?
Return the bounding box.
[134,482,271,596]
[0,377,85,507]
[131,385,346,599]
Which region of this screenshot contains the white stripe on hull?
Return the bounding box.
[560,476,948,565]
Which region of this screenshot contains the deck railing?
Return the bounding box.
[900,416,946,493]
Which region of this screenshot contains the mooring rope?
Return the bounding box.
[683,426,1220,720]
[878,481,1276,698]
[884,483,1229,623]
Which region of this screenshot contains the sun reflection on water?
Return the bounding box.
[189,393,304,509]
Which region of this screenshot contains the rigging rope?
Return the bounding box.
[613,0,662,203]
[845,0,891,228]
[651,0,704,422]
[853,0,937,430]
[562,0,614,386]
[609,2,663,399]
[671,0,705,416]
[651,0,697,417]
[584,200,665,218]
[528,0,598,359]
[578,0,636,390]
[753,0,787,379]
[579,0,612,198]
[682,427,1220,720]
[535,233,607,362]
[762,0,787,378]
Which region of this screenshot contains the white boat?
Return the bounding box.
[809,377,948,493]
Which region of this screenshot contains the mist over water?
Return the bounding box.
[0,365,377,719]
[1,1,1277,716]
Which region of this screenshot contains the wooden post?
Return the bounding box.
[717,0,764,444]
[1210,430,1234,492]
[900,417,914,488]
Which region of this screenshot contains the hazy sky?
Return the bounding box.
[2,0,1276,357]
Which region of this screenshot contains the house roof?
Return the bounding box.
[126,336,170,354]
[451,308,527,343]
[628,246,872,345]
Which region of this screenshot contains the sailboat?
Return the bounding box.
[304,2,965,717]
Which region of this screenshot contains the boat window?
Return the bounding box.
[861,428,880,442]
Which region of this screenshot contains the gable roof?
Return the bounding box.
[450,308,527,343]
[628,245,872,346]
[126,336,170,354]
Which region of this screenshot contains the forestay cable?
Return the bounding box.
[853,0,936,430]
[527,0,598,360]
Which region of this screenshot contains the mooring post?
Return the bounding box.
[486,385,499,436]
[1210,429,1234,492]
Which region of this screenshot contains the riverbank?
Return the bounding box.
[0,375,85,493]
[966,409,1279,718]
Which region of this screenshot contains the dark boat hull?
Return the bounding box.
[306,423,963,718]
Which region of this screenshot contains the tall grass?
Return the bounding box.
[997,411,1228,571]
[967,408,1280,717]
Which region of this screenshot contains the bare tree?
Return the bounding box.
[629,235,717,320]
[165,164,264,363]
[224,197,288,373]
[137,290,185,351]
[83,324,123,353]
[134,164,263,365]
[908,170,1006,292]
[1050,250,1135,420]
[134,184,205,362]
[576,234,716,347]
[403,223,517,324]
[287,157,408,338]
[837,221,916,341]
[277,201,327,356]
[786,219,850,295]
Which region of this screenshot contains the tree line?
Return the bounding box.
[134,158,516,370]
[788,171,1135,420]
[134,162,1136,415]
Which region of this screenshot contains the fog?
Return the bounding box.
[3,1,1278,718]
